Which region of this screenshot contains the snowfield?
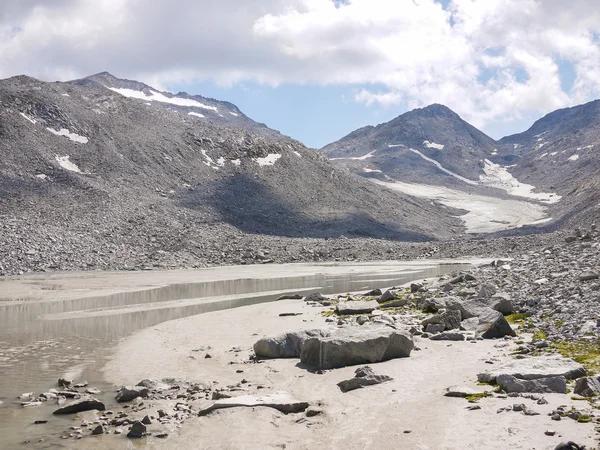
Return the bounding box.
[108,87,218,111]
[479,159,561,204]
[188,112,205,118]
[55,155,83,173]
[372,180,550,234]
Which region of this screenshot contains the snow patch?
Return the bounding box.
[568,154,580,161]
[231,159,241,166]
[330,150,376,161]
[200,149,220,170]
[363,168,382,173]
[188,112,205,118]
[46,128,89,144]
[35,174,48,180]
[229,112,239,117]
[293,151,302,158]
[108,87,218,111]
[20,112,37,124]
[55,155,82,173]
[62,93,70,97]
[479,159,561,204]
[550,152,558,156]
[539,153,548,159]
[408,148,478,185]
[537,143,546,149]
[216,157,225,167]
[254,154,281,166]
[423,140,444,150]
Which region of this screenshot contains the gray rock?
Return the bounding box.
[91,424,104,435]
[337,366,393,392]
[579,271,599,281]
[115,386,149,403]
[490,292,514,315]
[356,315,369,325]
[478,356,586,383]
[53,396,105,415]
[378,290,397,303]
[306,406,324,417]
[300,326,414,369]
[474,308,516,339]
[198,391,308,416]
[277,294,303,300]
[364,288,382,296]
[127,421,146,438]
[478,283,497,299]
[421,309,461,331]
[336,300,379,315]
[573,375,600,397]
[429,332,465,341]
[253,329,331,358]
[425,323,445,334]
[496,374,567,394]
[379,298,410,308]
[460,317,480,331]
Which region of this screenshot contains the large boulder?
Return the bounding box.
[53,396,105,415]
[574,376,600,397]
[478,356,586,384]
[115,386,149,403]
[474,308,516,339]
[496,374,567,394]
[253,329,331,358]
[336,300,379,315]
[300,326,414,370]
[421,310,461,331]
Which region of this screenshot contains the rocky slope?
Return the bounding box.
[0,74,469,276]
[321,104,499,187]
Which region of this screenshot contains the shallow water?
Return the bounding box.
[0,261,474,447]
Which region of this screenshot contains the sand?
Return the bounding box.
[103,297,597,449]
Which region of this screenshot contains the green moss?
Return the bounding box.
[552,338,600,375]
[577,415,592,423]
[506,313,528,324]
[571,396,588,401]
[532,329,547,340]
[466,393,488,403]
[555,319,565,327]
[320,310,337,317]
[515,340,525,345]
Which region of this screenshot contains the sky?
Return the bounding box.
[2,0,600,148]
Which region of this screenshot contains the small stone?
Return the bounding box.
[141,415,152,425]
[91,425,104,435]
[403,429,412,434]
[127,421,146,438]
[306,406,323,417]
[545,430,556,436]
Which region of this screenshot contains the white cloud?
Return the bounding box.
[2,0,600,135]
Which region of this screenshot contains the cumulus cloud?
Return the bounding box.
[1,0,600,133]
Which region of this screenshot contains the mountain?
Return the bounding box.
[321,104,499,186]
[80,72,283,139]
[0,73,464,274]
[499,100,600,225]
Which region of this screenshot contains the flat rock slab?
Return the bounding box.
[253,329,331,358]
[497,374,567,394]
[53,396,105,415]
[300,326,414,370]
[336,300,379,315]
[478,356,586,383]
[338,374,393,393]
[430,332,465,341]
[198,391,308,416]
[444,386,489,398]
[115,386,149,402]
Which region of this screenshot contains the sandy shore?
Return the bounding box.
[103,295,597,449]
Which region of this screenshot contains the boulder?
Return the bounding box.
[478,356,586,383]
[573,376,600,397]
[253,329,331,358]
[497,374,567,394]
[198,391,308,416]
[53,396,105,415]
[364,288,382,296]
[300,326,414,369]
[478,283,497,299]
[379,298,410,308]
[277,293,304,300]
[115,386,149,403]
[425,323,445,334]
[336,300,379,315]
[378,290,397,303]
[490,293,514,315]
[337,366,393,393]
[474,308,516,339]
[421,309,461,331]
[127,421,146,438]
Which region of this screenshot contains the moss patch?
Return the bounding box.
[506,313,528,324]
[552,338,600,375]
[577,415,592,423]
[532,329,547,340]
[466,393,488,403]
